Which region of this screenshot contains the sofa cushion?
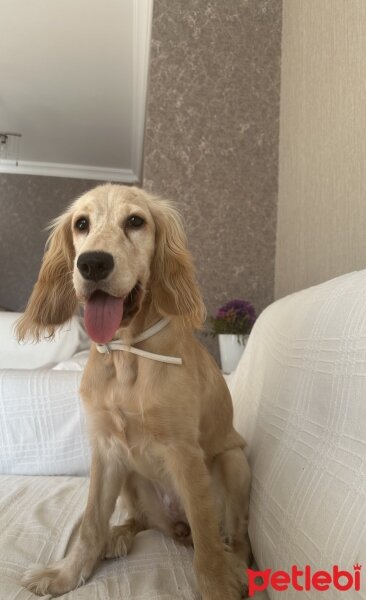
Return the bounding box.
[0,475,269,598]
[0,312,89,369]
[229,270,366,599]
[0,363,90,476]
[0,475,198,599]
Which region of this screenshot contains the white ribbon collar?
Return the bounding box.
[96,318,182,365]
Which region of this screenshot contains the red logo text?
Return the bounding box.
[247,564,362,596]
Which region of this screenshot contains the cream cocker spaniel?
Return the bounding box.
[17,184,251,599]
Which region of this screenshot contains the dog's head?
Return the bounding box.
[16,185,206,343]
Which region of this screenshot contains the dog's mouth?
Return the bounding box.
[84,283,142,344]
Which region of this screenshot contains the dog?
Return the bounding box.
[16,184,251,599]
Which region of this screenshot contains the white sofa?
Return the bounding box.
[0,270,366,599]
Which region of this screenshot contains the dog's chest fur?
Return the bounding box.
[81,350,171,482]
[80,350,189,527]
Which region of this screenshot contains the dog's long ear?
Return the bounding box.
[16,212,77,341]
[150,199,206,329]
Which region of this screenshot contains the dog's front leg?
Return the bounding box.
[22,449,124,597]
[162,444,244,600]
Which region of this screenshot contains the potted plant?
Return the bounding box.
[209,299,256,373]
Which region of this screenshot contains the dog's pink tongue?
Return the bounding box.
[84,292,124,344]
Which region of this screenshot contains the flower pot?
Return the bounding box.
[218,334,249,374]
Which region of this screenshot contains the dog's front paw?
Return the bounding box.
[104,521,138,559]
[22,561,85,597]
[225,548,249,598]
[196,549,248,600]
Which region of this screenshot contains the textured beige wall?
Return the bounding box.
[275,0,366,299]
[144,0,282,355]
[0,173,105,311]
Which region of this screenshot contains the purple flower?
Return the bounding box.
[216,299,256,323]
[209,299,257,337]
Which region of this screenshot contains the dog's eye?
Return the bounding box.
[75,217,89,232]
[126,215,145,229]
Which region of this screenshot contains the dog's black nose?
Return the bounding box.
[77,251,114,282]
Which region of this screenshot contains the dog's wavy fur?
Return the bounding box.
[16,184,251,599]
[17,212,77,341]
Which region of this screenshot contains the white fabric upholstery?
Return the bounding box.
[0,312,89,369]
[229,270,366,599]
[0,475,199,600]
[0,474,269,599]
[0,365,90,475]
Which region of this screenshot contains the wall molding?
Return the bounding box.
[0,160,137,183]
[132,0,154,183]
